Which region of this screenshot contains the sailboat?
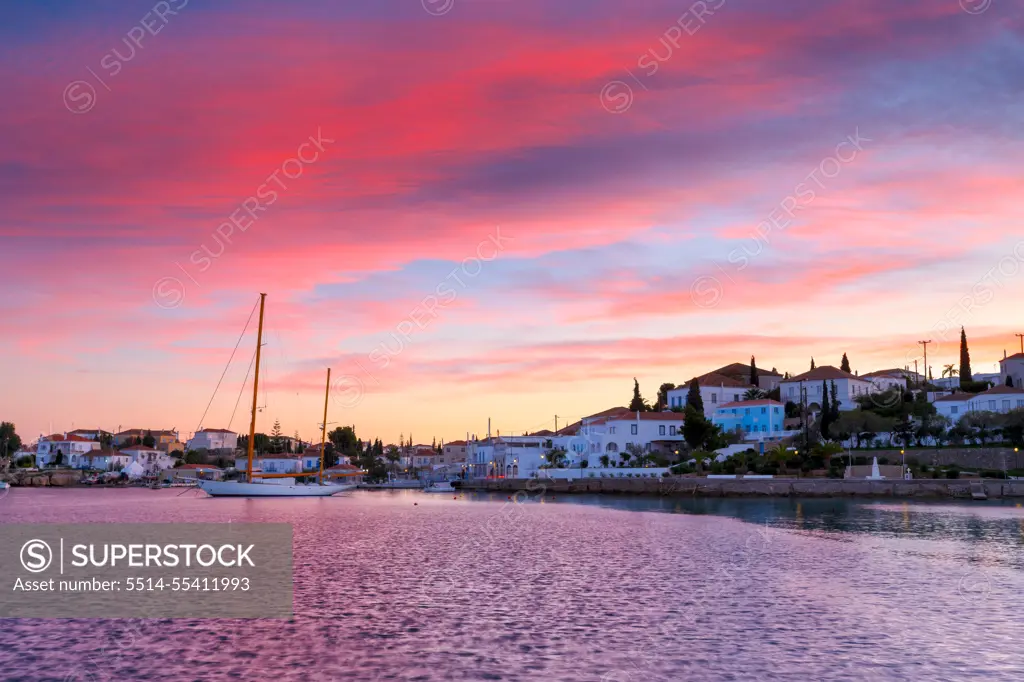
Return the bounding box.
[198,294,361,497]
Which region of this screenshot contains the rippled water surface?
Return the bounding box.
[2,487,1024,681]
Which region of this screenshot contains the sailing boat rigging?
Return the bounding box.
[198,293,361,497]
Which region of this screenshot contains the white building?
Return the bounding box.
[36,434,100,467]
[188,428,238,451]
[779,366,872,411]
[860,370,906,394]
[933,392,974,420]
[1000,352,1024,389]
[121,446,177,474]
[666,373,756,417]
[968,386,1024,414]
[79,449,131,471]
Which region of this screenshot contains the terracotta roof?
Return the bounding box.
[977,386,1024,396]
[177,463,222,470]
[1002,353,1024,362]
[198,428,236,434]
[445,440,467,446]
[861,369,905,379]
[712,362,782,378]
[934,392,974,402]
[85,449,121,457]
[120,446,162,453]
[691,372,756,389]
[527,430,554,436]
[326,464,360,471]
[784,366,863,382]
[717,400,784,408]
[116,429,176,437]
[43,434,95,443]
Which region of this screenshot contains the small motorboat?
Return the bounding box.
[422,480,457,493]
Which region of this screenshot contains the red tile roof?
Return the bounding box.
[177,463,222,470]
[43,434,95,443]
[691,372,756,388]
[784,366,863,382]
[445,440,467,446]
[934,392,974,402]
[712,362,782,378]
[1002,353,1024,362]
[198,428,236,434]
[978,386,1024,396]
[326,463,360,471]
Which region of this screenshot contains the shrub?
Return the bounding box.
[828,467,842,478]
[878,457,890,465]
[945,469,960,479]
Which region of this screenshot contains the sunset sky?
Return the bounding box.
[2,0,1023,446]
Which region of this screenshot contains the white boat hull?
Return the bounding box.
[197,480,353,497]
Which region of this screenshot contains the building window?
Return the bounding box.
[659,425,666,435]
[951,406,958,414]
[630,424,638,435]
[761,407,767,414]
[989,400,996,410]
[1002,400,1011,411]
[609,426,616,434]
[669,426,676,436]
[761,425,767,432]
[788,387,795,397]
[711,394,717,404]
[1018,400,1024,408]
[734,394,740,402]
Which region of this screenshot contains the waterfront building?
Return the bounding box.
[442,440,468,465]
[779,366,871,411]
[934,392,974,419]
[36,434,100,467]
[66,429,113,442]
[711,400,785,441]
[82,449,131,471]
[666,373,756,417]
[170,463,224,481]
[121,445,177,474]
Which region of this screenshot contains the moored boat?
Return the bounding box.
[422,480,457,493]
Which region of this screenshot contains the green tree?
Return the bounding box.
[750,356,758,387]
[629,378,648,412]
[960,327,973,382]
[892,416,914,449]
[328,426,361,457]
[599,454,610,468]
[829,381,840,424]
[686,378,704,413]
[743,388,766,401]
[840,353,851,373]
[963,412,999,446]
[682,405,715,452]
[625,442,646,467]
[1000,409,1024,446]
[0,422,23,457]
[656,383,676,410]
[143,430,156,448]
[269,419,284,454]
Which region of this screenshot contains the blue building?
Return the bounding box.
[711,400,785,441]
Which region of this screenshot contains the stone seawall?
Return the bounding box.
[2,470,83,487]
[851,447,1022,471]
[461,477,1024,499]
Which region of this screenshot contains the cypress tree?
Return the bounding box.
[749,356,758,386]
[810,358,816,370]
[629,378,647,412]
[686,378,704,414]
[830,380,840,422]
[840,353,851,373]
[959,327,973,381]
[821,380,831,438]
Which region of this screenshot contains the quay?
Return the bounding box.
[460,477,1024,500]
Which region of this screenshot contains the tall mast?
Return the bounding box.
[320,367,330,485]
[247,293,266,483]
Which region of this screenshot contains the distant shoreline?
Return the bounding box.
[461,477,1024,500]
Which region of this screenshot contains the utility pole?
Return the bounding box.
[918,340,931,388]
[555,415,558,432]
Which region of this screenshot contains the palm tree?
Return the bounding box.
[941,364,959,380]
[743,388,766,401]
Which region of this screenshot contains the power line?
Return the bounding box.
[194,297,260,435]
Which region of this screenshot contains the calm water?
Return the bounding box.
[2,487,1024,681]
